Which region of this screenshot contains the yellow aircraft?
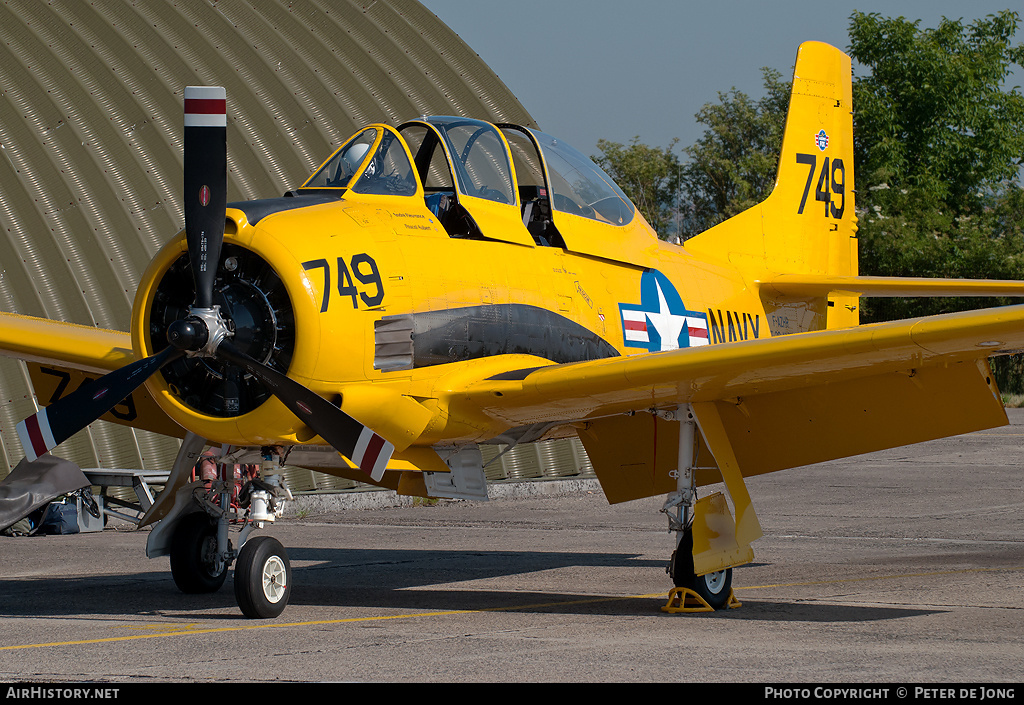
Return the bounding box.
[3,42,1024,618]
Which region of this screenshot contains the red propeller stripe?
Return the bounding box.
[184,98,226,115]
[16,410,54,462]
[184,87,226,128]
[351,426,394,482]
[359,434,386,472]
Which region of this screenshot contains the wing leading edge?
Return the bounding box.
[0,312,133,374]
[442,304,1023,502]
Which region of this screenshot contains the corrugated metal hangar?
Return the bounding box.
[0,0,541,481]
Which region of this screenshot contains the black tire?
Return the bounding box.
[234,536,291,619]
[169,513,228,594]
[668,528,695,588]
[668,529,732,610]
[690,567,732,610]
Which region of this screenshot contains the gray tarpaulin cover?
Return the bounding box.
[0,456,90,532]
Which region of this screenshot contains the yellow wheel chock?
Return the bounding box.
[661,587,742,613]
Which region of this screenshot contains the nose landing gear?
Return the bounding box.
[157,442,294,618]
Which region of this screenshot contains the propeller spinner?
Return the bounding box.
[17,87,394,481]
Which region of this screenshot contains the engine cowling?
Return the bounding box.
[131,213,325,446]
[148,242,295,418]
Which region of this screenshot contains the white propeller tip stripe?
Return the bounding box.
[351,426,394,482]
[184,86,226,100]
[369,440,395,482]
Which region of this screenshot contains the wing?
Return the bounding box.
[441,304,1023,502]
[0,312,183,438]
[0,311,134,374]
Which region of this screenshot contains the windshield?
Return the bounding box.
[352,131,417,196]
[424,117,516,205]
[529,129,635,226]
[304,128,378,189]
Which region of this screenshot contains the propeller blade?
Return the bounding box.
[216,341,394,481]
[183,86,227,310]
[16,347,183,462]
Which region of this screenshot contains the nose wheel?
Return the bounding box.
[234,535,292,619]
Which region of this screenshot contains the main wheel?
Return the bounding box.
[668,529,733,610]
[234,536,291,619]
[690,567,732,610]
[169,513,228,593]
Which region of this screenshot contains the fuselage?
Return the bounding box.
[131,118,772,448]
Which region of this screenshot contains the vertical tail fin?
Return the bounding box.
[686,41,858,330]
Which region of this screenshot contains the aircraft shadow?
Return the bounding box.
[1,546,657,619]
[717,600,943,623]
[1,545,942,623]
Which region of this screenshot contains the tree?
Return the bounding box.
[850,11,1024,333]
[849,11,1024,390]
[850,11,1024,211]
[678,68,790,239]
[592,137,682,237]
[592,68,789,240]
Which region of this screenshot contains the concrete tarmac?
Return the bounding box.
[1,411,1023,684]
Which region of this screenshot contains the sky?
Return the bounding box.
[419,1,1023,158]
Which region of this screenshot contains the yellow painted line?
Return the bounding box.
[113,623,202,633]
[0,594,641,652]
[3,564,1020,651]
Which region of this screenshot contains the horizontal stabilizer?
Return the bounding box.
[761,274,1024,298]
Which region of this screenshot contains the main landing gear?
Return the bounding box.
[667,529,733,610]
[660,404,743,613]
[168,513,292,618]
[160,445,293,618]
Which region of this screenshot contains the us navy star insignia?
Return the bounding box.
[618,270,709,352]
